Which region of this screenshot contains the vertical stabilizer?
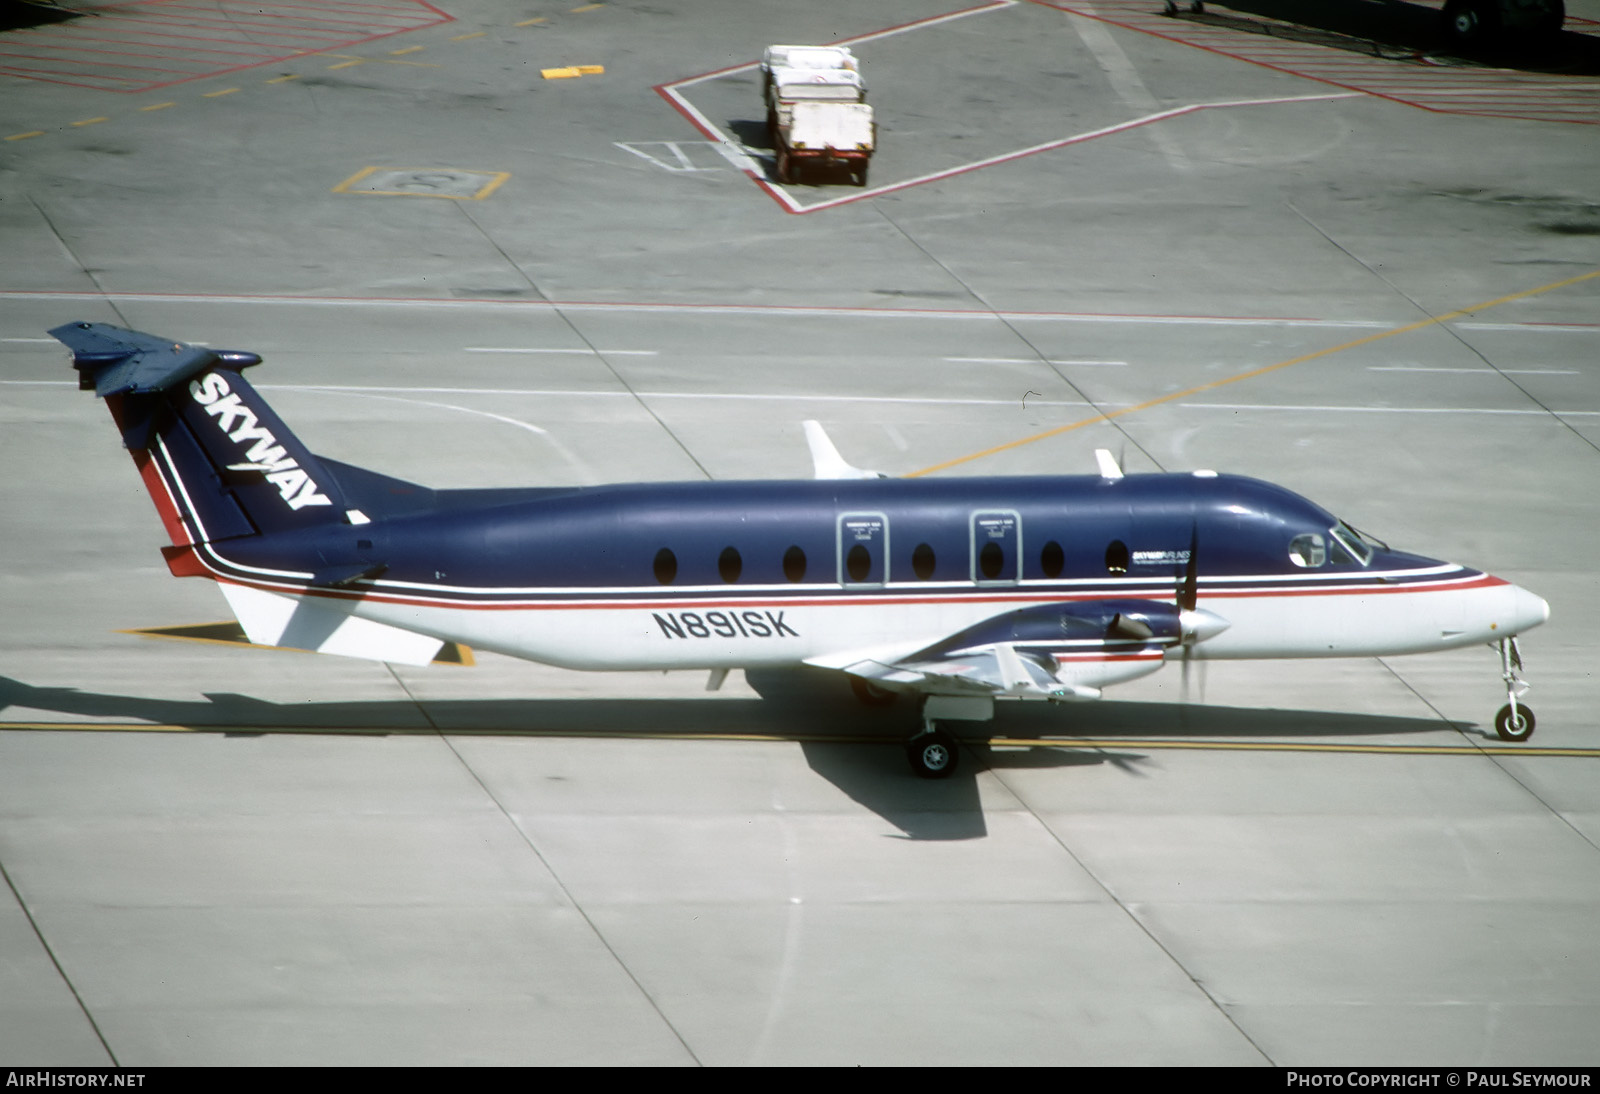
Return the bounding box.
[52,321,349,545]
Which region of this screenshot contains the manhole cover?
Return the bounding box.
[334,167,511,200]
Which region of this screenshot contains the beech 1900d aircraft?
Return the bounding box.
[55,322,1550,777]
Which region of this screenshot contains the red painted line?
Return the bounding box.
[11,32,290,59]
[0,0,453,89]
[0,42,274,70]
[102,16,387,45]
[130,4,435,33]
[0,51,206,78]
[1031,0,1598,126]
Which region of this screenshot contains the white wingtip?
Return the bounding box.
[1094,449,1124,480]
[803,420,887,480]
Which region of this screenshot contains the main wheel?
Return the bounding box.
[1441,0,1498,48]
[1495,703,1535,742]
[775,149,791,184]
[906,727,959,779]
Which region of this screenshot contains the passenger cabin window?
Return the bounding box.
[912,543,936,580]
[653,548,677,585]
[1039,540,1064,579]
[846,544,872,582]
[1105,540,1129,575]
[718,546,742,583]
[971,511,1019,584]
[838,514,887,586]
[978,541,1004,579]
[783,545,807,583]
[1288,533,1326,568]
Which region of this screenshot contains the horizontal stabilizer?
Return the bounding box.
[803,420,887,480]
[218,583,443,666]
[1094,449,1124,480]
[310,561,389,589]
[51,321,260,397]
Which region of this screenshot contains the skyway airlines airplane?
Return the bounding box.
[54,321,1550,777]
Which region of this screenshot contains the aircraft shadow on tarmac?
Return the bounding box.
[0,2,79,33]
[1185,0,1600,73]
[0,672,1473,841]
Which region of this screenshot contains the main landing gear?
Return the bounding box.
[906,721,959,779]
[904,695,991,778]
[1494,637,1535,743]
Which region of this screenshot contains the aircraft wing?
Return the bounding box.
[805,599,1229,701]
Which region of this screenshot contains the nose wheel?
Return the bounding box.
[1494,638,1535,742]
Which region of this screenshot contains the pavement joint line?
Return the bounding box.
[906,266,1600,477]
[0,723,1596,756]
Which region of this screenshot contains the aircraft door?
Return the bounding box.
[971,510,1020,584]
[838,513,887,586]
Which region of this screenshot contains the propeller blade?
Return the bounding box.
[1178,522,1199,613]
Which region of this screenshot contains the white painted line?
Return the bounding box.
[1182,402,1600,416]
[259,383,1094,408]
[1369,366,1580,375]
[1454,323,1599,333]
[2,337,57,344]
[766,93,1363,215]
[943,357,1129,366]
[465,347,658,355]
[0,290,1408,327]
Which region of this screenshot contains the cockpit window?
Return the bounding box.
[1288,533,1326,568]
[1329,521,1373,566]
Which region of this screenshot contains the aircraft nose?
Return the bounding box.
[1503,583,1550,636]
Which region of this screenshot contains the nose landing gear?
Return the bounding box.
[1493,637,1535,742]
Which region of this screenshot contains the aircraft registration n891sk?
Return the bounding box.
[54,322,1550,777]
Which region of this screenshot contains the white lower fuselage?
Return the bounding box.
[284,561,1545,687]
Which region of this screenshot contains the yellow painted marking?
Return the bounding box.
[575,64,604,74]
[140,101,177,111]
[542,66,581,79]
[390,45,425,55]
[5,131,45,141]
[472,172,511,199]
[71,117,109,127]
[121,621,473,666]
[450,31,486,40]
[328,60,364,70]
[332,166,512,200]
[333,165,382,192]
[203,87,241,97]
[908,267,1600,477]
[267,74,300,83]
[515,16,547,25]
[0,722,1595,756]
[571,3,604,11]
[988,738,1600,758]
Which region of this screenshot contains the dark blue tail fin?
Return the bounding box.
[52,321,350,546]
